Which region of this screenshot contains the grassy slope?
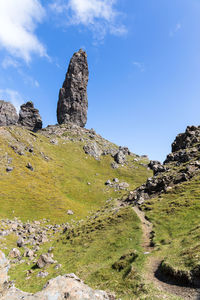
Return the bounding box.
[0,126,152,223]
[8,207,145,298]
[142,175,200,275]
[0,125,161,299]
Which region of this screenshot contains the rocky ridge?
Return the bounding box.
[125,125,200,205]
[57,49,89,127]
[41,123,140,166]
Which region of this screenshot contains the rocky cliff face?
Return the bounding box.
[0,100,18,126]
[57,49,89,127]
[18,101,42,132]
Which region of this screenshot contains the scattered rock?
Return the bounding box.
[9,248,20,258]
[50,138,58,145]
[54,264,62,270]
[114,150,126,164]
[17,237,24,248]
[26,162,33,171]
[0,100,18,126]
[105,180,129,191]
[6,166,13,172]
[105,180,112,186]
[57,49,89,127]
[18,101,42,132]
[37,271,49,278]
[36,253,55,269]
[113,178,119,183]
[118,182,130,190]
[24,249,34,258]
[67,210,74,215]
[83,142,102,159]
[111,162,119,169]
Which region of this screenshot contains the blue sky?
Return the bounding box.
[0,0,200,162]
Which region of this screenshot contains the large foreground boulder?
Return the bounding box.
[0,100,18,126]
[18,102,42,132]
[57,49,89,127]
[0,251,115,299]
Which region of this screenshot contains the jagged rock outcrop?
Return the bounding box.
[148,160,166,176]
[171,126,200,152]
[0,251,115,299]
[18,102,42,132]
[126,125,200,206]
[0,100,18,126]
[57,49,89,127]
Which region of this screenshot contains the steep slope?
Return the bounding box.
[125,126,200,295]
[0,123,155,299]
[0,124,151,222]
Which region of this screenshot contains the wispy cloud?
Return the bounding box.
[49,0,127,41]
[169,23,182,37]
[132,61,145,72]
[2,57,20,69]
[18,70,40,88]
[0,89,24,112]
[0,0,47,63]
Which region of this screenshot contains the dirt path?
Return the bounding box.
[133,206,200,300]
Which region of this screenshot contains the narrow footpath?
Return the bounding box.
[133,206,200,300]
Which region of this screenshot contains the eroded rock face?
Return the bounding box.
[18,102,42,132]
[57,49,89,127]
[0,100,18,126]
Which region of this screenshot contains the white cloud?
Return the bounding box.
[0,89,24,112]
[132,61,145,72]
[50,0,127,40]
[170,23,182,37]
[2,57,20,69]
[0,0,47,63]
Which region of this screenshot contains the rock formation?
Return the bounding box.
[0,100,18,126]
[18,101,42,132]
[57,49,89,127]
[126,125,200,206]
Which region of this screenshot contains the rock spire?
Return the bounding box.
[18,101,42,132]
[57,49,89,127]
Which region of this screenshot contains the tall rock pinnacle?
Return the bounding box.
[57,49,89,127]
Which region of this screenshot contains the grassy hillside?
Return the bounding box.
[8,206,145,297]
[0,125,152,222]
[142,175,200,282]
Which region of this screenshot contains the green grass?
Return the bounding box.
[8,206,147,298]
[142,175,200,277]
[0,126,152,223]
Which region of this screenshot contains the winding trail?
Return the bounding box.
[133,206,200,300]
